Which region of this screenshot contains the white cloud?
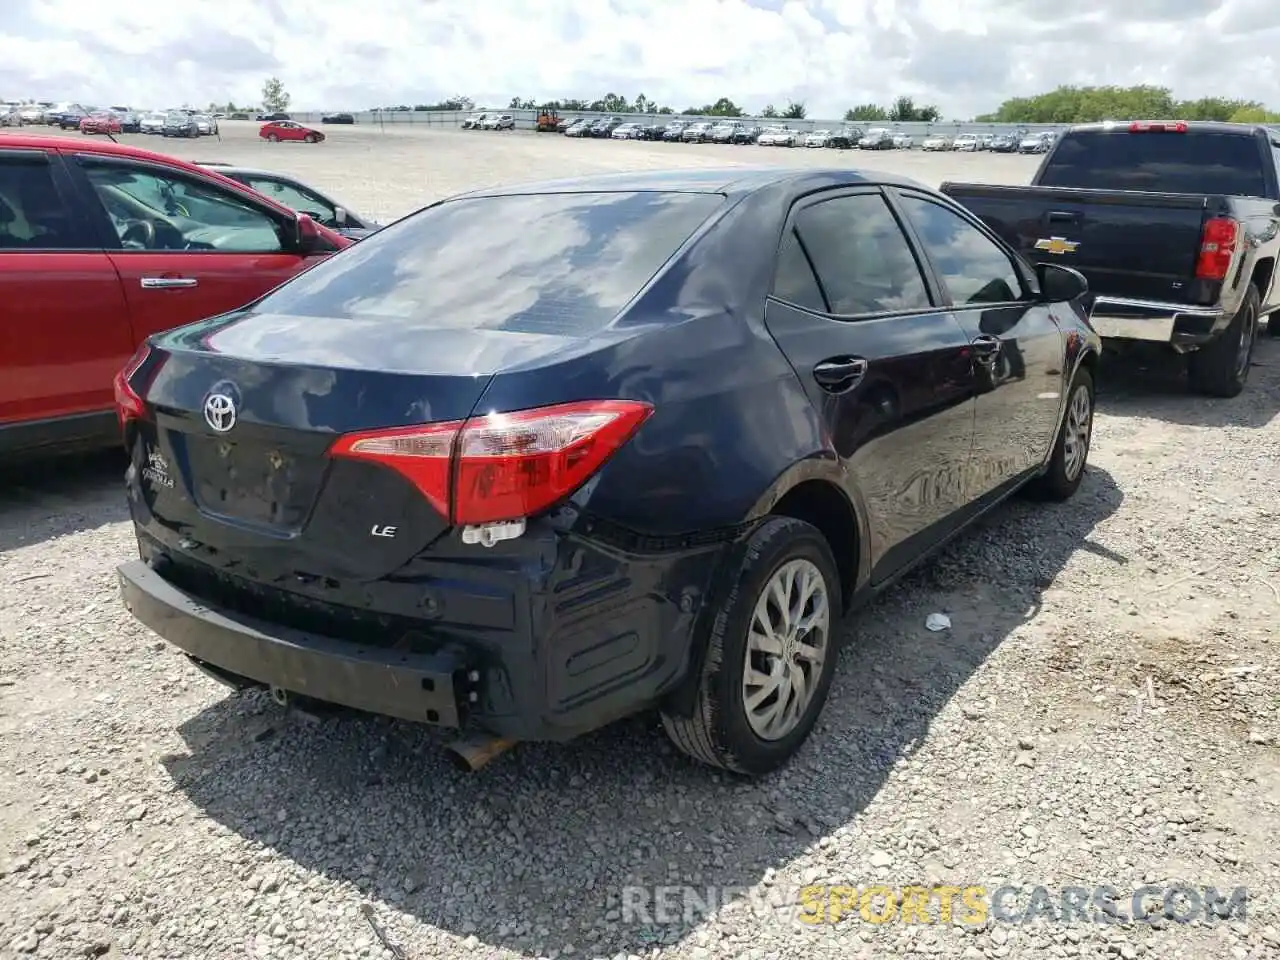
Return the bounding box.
[2,0,1279,119]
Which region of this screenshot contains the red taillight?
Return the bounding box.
[1196,217,1239,281]
[113,345,151,431]
[1128,121,1187,133]
[330,399,654,526]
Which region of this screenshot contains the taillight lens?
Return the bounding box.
[330,399,653,526]
[1196,217,1239,281]
[113,345,151,431]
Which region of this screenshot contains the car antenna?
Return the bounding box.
[106,132,118,143]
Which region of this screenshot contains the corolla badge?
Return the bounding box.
[203,383,239,433]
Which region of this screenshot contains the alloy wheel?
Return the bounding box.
[741,558,830,741]
[1062,383,1093,482]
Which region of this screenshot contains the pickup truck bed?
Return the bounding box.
[941,121,1280,398]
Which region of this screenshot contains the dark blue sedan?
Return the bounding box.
[113,168,1100,776]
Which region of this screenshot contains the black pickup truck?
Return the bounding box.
[942,121,1280,397]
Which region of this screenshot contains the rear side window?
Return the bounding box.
[790,193,931,316]
[255,191,722,335]
[0,156,76,250]
[1039,130,1268,196]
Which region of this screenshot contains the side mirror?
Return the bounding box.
[1036,262,1088,303]
[295,214,324,255]
[333,206,347,225]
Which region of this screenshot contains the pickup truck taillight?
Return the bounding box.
[1195,217,1240,282]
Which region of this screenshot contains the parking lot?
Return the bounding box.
[1,122,1278,960]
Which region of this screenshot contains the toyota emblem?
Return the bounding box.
[203,392,237,433]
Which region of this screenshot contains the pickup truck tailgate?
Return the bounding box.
[940,183,1209,303]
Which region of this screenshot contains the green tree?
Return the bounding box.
[1229,105,1280,123]
[846,104,887,121]
[760,104,778,118]
[261,76,290,113]
[508,97,536,109]
[781,100,806,119]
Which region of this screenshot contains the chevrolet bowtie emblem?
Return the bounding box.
[1034,236,1078,255]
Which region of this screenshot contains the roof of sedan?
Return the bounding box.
[454,167,929,199]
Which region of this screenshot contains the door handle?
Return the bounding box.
[140,277,198,289]
[970,334,1002,360]
[1047,210,1081,224]
[813,357,868,391]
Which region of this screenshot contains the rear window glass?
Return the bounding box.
[1039,131,1268,196]
[256,191,722,335]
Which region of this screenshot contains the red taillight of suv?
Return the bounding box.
[113,345,152,431]
[329,399,654,525]
[1195,217,1239,282]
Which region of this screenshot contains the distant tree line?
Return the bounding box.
[844,96,940,123]
[975,85,1280,124]
[373,93,812,119]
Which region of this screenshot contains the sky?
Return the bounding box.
[2,0,1278,119]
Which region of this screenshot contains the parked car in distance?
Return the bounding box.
[461,113,489,130]
[858,128,894,150]
[260,120,324,143]
[482,114,515,130]
[922,134,952,151]
[80,113,123,136]
[1019,132,1052,154]
[192,114,218,136]
[111,166,1099,778]
[805,129,832,148]
[162,112,198,138]
[825,129,855,149]
[194,162,380,240]
[58,108,88,130]
[732,125,763,145]
[953,134,980,152]
[321,113,356,124]
[612,122,642,140]
[255,112,290,122]
[139,112,166,134]
[710,122,742,144]
[114,111,141,133]
[564,119,591,137]
[681,122,714,143]
[892,132,914,149]
[662,121,688,141]
[759,127,797,147]
[0,134,350,460]
[988,134,1017,153]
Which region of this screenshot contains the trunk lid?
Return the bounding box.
[134,312,585,582]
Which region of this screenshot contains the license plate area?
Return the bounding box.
[182,434,325,530]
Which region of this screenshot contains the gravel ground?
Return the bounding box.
[1,123,1278,960]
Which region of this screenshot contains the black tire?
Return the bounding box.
[1188,285,1258,398]
[1024,366,1095,502]
[660,516,841,776]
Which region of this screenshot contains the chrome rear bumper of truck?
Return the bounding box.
[1089,296,1226,346]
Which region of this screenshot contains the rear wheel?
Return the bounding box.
[1024,366,1094,501]
[661,516,840,776]
[267,133,279,142]
[1188,285,1258,398]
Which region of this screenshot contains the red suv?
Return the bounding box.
[0,134,350,459]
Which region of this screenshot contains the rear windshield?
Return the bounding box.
[254,191,723,335]
[1038,130,1268,196]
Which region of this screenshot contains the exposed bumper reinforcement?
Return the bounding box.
[117,559,466,727]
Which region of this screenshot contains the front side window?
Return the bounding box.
[790,193,932,316]
[898,195,1024,306]
[80,161,286,253]
[249,190,724,336]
